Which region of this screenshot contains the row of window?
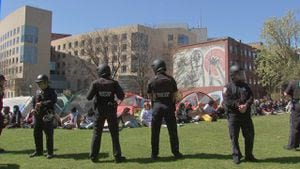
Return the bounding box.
[54,33,129,51]
[0,37,20,51]
[229,60,254,71]
[229,45,257,58]
[0,46,20,58]
[52,51,129,63]
[0,56,21,67]
[0,27,21,43]
[1,66,23,76]
[168,34,190,45]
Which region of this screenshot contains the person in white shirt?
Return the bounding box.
[140,102,152,127]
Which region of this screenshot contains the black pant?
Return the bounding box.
[33,116,54,155]
[90,105,122,158]
[227,114,254,158]
[288,103,300,148]
[151,103,180,156]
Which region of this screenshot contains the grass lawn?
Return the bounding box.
[0,113,299,169]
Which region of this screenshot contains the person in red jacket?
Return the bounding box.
[0,74,6,153]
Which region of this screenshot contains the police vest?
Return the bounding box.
[95,78,115,103]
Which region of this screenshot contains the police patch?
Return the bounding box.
[98,91,111,97]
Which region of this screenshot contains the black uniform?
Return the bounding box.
[147,72,181,158]
[32,87,57,156]
[223,81,255,163]
[86,76,125,161]
[284,80,300,149]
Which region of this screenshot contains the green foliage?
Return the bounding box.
[1,114,300,169]
[256,10,300,94]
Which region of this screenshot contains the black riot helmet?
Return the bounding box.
[151,59,166,74]
[97,63,111,77]
[35,74,49,83]
[229,64,246,82]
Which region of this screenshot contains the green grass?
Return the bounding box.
[0,114,299,169]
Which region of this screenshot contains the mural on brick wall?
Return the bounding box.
[173,45,225,88]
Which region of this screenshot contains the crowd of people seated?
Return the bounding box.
[1,97,291,130]
[251,98,289,115]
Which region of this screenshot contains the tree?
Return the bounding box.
[69,30,127,79]
[130,32,154,96]
[256,10,300,94]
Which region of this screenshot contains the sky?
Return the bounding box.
[1,0,299,43]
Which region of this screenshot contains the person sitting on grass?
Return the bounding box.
[80,108,95,129]
[121,107,139,128]
[140,102,152,127]
[203,100,218,121]
[176,102,190,123]
[2,106,11,128]
[61,107,81,129]
[23,110,35,128]
[7,105,22,128]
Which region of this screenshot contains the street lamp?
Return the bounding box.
[29,84,32,96]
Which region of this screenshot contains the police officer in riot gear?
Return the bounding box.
[284,79,300,150]
[147,59,182,160]
[222,64,257,164]
[30,74,57,159]
[87,63,126,163]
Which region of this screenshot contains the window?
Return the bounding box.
[63,44,66,50]
[122,44,127,51]
[80,49,84,55]
[121,65,127,73]
[74,41,78,47]
[121,33,127,41]
[80,40,85,46]
[121,55,127,62]
[177,34,189,45]
[112,35,118,41]
[20,25,38,44]
[58,45,61,50]
[104,36,108,42]
[229,45,233,53]
[20,45,37,64]
[68,42,72,49]
[168,34,174,41]
[19,66,22,73]
[95,37,101,43]
[112,45,117,52]
[112,55,118,62]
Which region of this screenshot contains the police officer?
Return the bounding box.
[147,59,182,160]
[284,79,300,150]
[30,74,57,159]
[222,64,257,164]
[87,63,126,163]
[0,74,6,153]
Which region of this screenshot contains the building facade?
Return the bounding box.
[0,6,52,97]
[51,24,207,94]
[173,37,264,98]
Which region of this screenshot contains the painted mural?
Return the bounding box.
[173,45,225,88]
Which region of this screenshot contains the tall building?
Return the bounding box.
[173,37,264,98]
[0,6,52,97]
[51,24,207,94]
